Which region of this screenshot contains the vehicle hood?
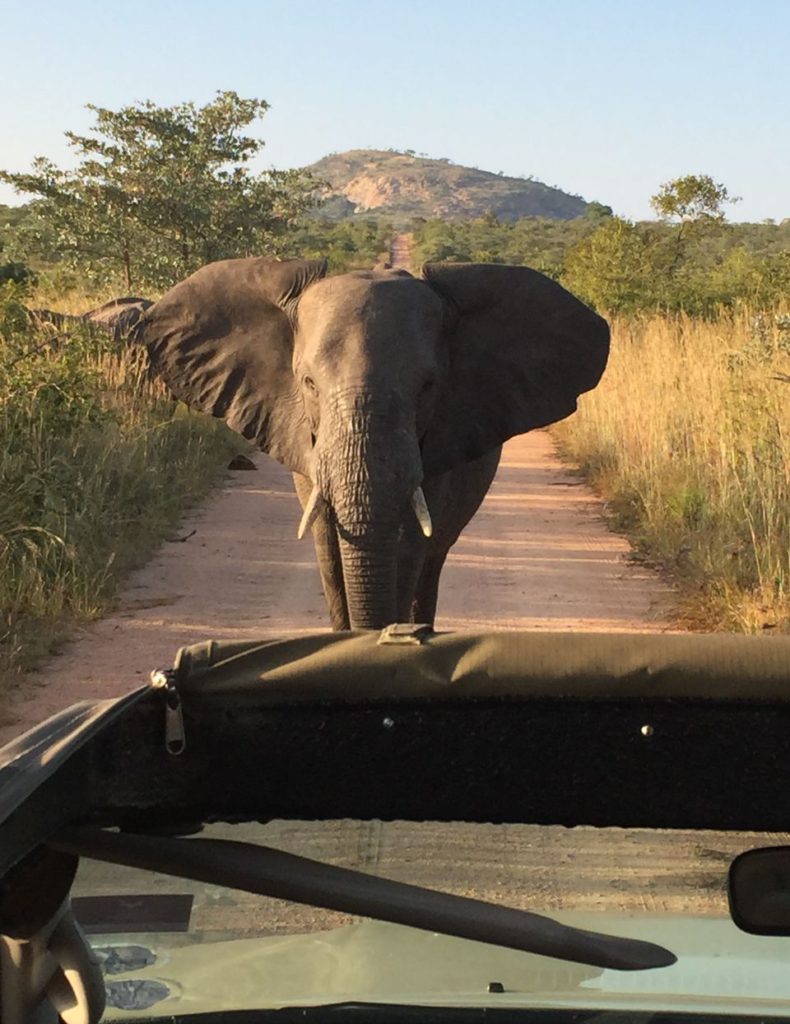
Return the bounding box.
[98,911,790,1019]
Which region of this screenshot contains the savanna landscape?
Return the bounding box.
[2,5,790,1016]
[1,92,788,726]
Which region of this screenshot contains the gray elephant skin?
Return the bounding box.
[139,259,609,630]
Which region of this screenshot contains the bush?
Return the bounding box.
[0,285,241,688]
[0,261,35,286]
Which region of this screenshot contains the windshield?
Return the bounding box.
[70,820,790,1021]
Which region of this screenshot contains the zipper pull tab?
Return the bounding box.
[150,668,186,756]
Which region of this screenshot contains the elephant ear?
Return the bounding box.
[421,263,609,475]
[141,257,327,476]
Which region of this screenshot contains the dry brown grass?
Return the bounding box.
[554,308,790,632]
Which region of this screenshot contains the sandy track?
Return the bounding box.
[389,231,414,270]
[1,430,673,745]
[435,431,672,632]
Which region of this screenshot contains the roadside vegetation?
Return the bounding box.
[554,180,789,632]
[0,281,241,690]
[554,309,789,633]
[412,191,789,316]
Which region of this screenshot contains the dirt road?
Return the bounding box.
[1,430,673,744]
[389,231,414,270]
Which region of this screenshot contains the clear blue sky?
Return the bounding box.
[2,0,788,222]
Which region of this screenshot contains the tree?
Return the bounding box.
[0,91,321,291]
[584,201,613,221]
[562,217,654,313]
[650,174,739,223]
[649,175,740,291]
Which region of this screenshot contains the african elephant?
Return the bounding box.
[83,297,152,341]
[138,259,609,630]
[25,297,152,342]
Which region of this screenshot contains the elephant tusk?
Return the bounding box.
[411,487,433,538]
[297,485,325,540]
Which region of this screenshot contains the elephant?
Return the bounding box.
[83,297,153,342]
[25,296,152,342]
[137,258,609,631]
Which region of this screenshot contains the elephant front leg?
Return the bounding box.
[409,450,503,625]
[412,549,450,625]
[292,473,350,630]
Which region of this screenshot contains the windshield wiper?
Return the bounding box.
[51,827,676,972]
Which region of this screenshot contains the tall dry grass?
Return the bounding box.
[554,309,790,632]
[0,283,240,690]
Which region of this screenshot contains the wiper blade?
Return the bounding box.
[51,827,676,972]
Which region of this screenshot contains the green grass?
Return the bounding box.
[0,283,241,694]
[553,308,790,632]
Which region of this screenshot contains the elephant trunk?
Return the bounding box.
[336,534,400,630]
[316,390,421,630]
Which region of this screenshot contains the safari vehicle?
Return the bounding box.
[3,628,790,1023]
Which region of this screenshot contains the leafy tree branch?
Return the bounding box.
[0,91,322,291]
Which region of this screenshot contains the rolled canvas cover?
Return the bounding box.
[171,630,790,705]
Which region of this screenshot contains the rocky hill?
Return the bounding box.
[307,150,590,222]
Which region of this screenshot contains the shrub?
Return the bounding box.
[0,285,240,688]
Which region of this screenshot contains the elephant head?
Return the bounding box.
[140,258,609,629]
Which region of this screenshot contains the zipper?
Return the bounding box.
[150,668,186,755]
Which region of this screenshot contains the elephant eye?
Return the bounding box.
[303,375,318,396]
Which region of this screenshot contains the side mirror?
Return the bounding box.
[729,847,790,935]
